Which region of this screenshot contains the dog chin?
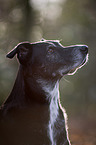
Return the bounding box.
[68,68,78,75]
[68,54,89,76]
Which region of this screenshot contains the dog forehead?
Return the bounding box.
[46,40,64,48]
[33,40,61,48]
[44,40,61,47]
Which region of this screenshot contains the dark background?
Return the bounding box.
[0,0,96,144]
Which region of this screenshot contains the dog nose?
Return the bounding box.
[80,45,88,54]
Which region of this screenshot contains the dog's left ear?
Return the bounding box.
[6,45,18,59]
[6,42,31,64]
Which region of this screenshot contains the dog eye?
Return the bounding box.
[48,47,54,53]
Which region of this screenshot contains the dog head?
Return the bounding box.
[7,39,88,80]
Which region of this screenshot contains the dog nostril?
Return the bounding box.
[80,45,88,54]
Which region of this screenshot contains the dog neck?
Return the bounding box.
[36,78,70,145]
[2,66,70,144]
[1,66,26,113]
[2,66,60,111]
[37,79,59,100]
[37,79,60,144]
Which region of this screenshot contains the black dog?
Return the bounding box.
[0,39,88,145]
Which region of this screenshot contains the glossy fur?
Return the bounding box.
[0,39,88,145]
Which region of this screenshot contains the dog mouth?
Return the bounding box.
[68,54,88,75]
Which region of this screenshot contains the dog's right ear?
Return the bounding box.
[6,42,32,64]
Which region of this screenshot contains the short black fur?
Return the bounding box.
[0,39,88,145]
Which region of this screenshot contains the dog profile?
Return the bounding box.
[0,39,88,145]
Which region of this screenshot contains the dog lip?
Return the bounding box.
[68,68,76,74]
[69,60,85,73]
[68,55,88,74]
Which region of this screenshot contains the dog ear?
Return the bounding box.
[6,42,30,59]
[6,42,31,64]
[6,45,18,59]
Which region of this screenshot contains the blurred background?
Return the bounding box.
[0,0,96,144]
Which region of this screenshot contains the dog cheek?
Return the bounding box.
[52,72,57,77]
[46,53,60,63]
